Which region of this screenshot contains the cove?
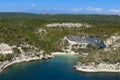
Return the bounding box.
[0,55,120,80]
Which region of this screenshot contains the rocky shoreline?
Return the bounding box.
[0,51,75,73]
[1,51,120,73]
[0,54,53,73]
[75,62,120,72]
[0,51,78,73]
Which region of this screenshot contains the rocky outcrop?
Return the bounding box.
[0,53,53,72]
[46,23,91,28]
[75,62,120,72]
[104,33,120,52]
[75,33,120,72]
[61,36,99,56]
[0,43,53,73]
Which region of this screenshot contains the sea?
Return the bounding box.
[0,55,120,80]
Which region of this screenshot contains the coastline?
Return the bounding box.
[1,52,120,73]
[0,51,77,73]
[0,54,53,73]
[75,62,120,72]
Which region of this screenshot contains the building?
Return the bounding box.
[65,35,106,48]
[0,43,13,54]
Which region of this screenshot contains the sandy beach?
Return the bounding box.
[52,52,78,55]
[52,52,67,55]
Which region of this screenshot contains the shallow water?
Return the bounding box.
[0,55,120,80]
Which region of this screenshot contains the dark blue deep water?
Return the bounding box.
[0,55,120,80]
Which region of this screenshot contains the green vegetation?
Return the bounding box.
[0,54,13,61]
[0,12,120,63]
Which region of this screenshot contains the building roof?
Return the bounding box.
[0,43,12,50]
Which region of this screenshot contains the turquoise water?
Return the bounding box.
[0,55,120,80]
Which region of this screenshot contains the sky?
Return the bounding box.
[0,0,120,14]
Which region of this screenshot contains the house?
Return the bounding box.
[65,35,106,48]
[0,43,13,54]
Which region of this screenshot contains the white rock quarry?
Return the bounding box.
[46,23,91,28]
[61,37,88,55]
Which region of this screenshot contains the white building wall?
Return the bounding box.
[0,43,13,54]
[1,50,12,54]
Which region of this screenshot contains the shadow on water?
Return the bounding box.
[0,54,120,80]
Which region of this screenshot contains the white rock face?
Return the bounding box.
[105,34,120,51]
[75,62,120,72]
[62,37,88,55]
[46,23,91,28]
[36,28,47,34]
[0,53,53,72]
[106,35,120,46]
[64,36,88,48]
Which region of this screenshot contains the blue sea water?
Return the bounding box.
[0,55,120,80]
